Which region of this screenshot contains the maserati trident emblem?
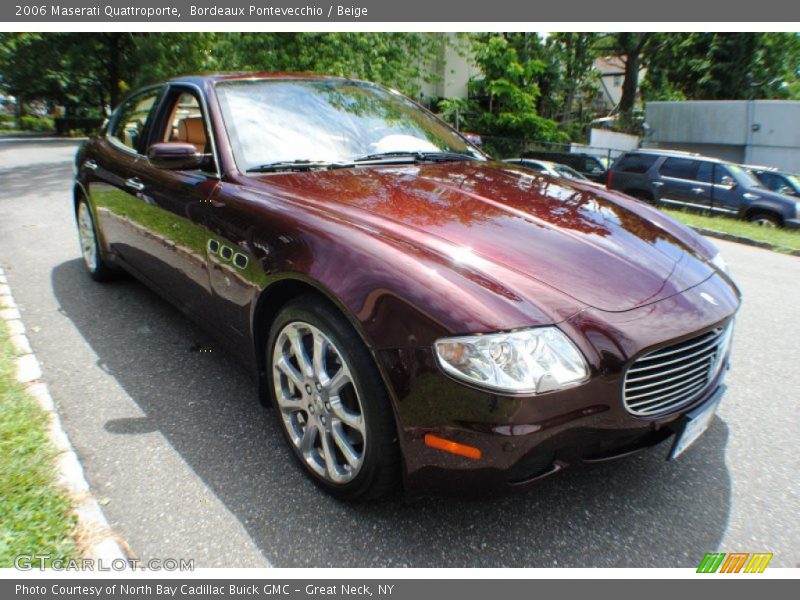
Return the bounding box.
[700,292,719,306]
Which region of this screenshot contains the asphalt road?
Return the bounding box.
[1,138,798,568]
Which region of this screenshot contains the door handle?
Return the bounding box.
[125,177,145,192]
[84,160,99,171]
[691,187,706,194]
[652,181,664,188]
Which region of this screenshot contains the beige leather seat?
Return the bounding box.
[176,117,207,153]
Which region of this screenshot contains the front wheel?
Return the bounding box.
[266,296,400,501]
[76,198,116,281]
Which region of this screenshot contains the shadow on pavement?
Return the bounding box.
[51,258,732,567]
[0,161,74,198]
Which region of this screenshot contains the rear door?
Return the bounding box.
[656,157,709,211]
[86,86,164,263]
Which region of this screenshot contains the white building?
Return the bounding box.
[417,33,477,103]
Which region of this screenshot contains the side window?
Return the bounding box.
[614,153,657,174]
[758,172,781,192]
[161,92,207,153]
[659,157,700,181]
[150,88,215,174]
[584,156,605,175]
[524,162,547,172]
[108,90,161,153]
[696,162,728,184]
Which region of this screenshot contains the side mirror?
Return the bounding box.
[147,142,208,170]
[720,175,736,188]
[463,132,483,147]
[778,185,797,197]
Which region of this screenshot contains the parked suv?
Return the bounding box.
[608,150,800,228]
[747,166,800,197]
[521,150,607,182]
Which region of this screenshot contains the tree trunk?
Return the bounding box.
[14,95,24,130]
[105,33,123,110]
[618,33,649,132]
[619,52,639,116]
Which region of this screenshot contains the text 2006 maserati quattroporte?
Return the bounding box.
[73,73,740,500]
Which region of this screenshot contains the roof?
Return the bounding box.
[167,72,358,86]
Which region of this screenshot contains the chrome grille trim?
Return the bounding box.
[623,325,732,417]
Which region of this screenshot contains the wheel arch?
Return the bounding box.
[251,274,384,406]
[73,181,89,214]
[742,204,784,225]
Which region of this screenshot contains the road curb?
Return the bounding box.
[0,266,131,565]
[691,226,800,257]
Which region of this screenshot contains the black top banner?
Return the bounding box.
[4,0,800,22]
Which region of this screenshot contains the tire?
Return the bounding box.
[75,197,117,282]
[747,212,782,228]
[266,295,400,501]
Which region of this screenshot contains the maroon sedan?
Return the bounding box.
[73,73,740,500]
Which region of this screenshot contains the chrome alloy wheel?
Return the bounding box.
[272,321,366,484]
[77,202,98,272]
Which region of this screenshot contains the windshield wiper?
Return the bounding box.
[247,159,354,173]
[247,151,478,173]
[353,150,478,164]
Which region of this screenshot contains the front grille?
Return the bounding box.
[623,325,732,417]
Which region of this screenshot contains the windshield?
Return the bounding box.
[554,165,587,180]
[787,174,800,190]
[214,78,484,172]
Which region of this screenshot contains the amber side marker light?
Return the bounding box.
[424,434,482,460]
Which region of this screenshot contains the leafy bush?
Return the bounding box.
[19,115,54,132]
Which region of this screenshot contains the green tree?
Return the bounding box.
[643,33,800,101]
[595,33,651,132]
[466,34,566,142]
[0,32,437,125]
[547,33,600,132]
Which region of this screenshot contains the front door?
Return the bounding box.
[126,87,221,317]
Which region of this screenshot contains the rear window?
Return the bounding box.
[659,157,701,180]
[613,153,658,174]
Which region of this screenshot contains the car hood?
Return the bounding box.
[754,187,800,205]
[254,161,716,313]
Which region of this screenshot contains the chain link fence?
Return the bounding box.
[479,136,630,169]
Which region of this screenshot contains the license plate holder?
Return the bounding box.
[669,388,723,460]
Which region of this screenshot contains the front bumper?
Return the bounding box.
[376,273,739,496]
[784,218,800,230]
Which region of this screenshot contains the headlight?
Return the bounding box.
[434,327,589,394]
[795,202,800,219]
[710,252,729,274]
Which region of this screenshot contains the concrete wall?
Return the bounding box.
[645,100,800,172]
[589,128,640,151]
[647,101,749,145]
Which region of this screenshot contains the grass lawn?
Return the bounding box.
[0,319,78,566]
[663,209,800,252]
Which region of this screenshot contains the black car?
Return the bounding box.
[748,166,800,198]
[520,150,607,183]
[608,150,800,229]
